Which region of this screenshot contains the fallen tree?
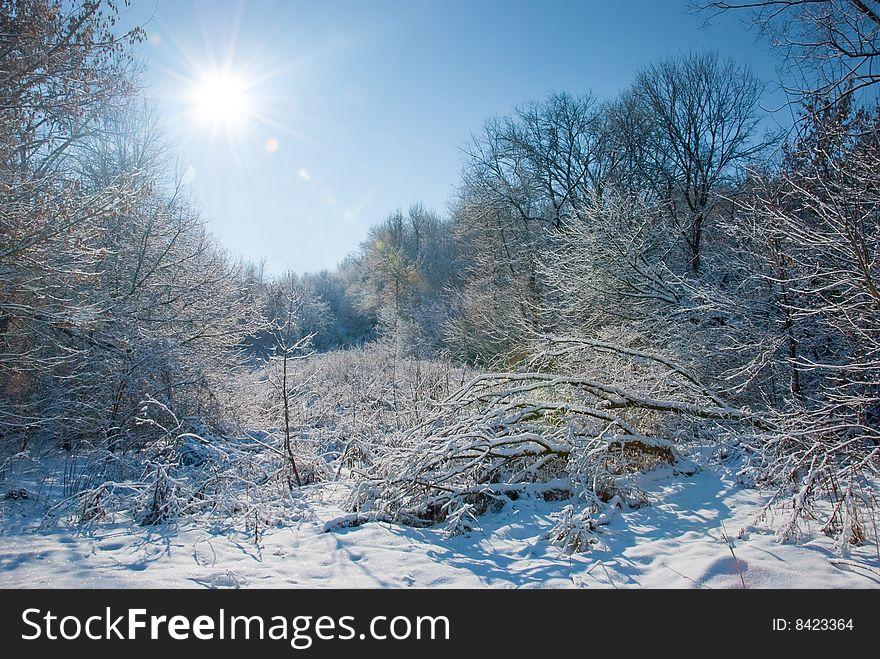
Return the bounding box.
[348,336,770,544]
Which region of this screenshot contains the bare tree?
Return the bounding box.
[0,0,143,449]
[261,277,328,487]
[539,191,682,334]
[462,93,607,231]
[725,95,880,545]
[619,51,771,272]
[701,0,880,103]
[1,3,260,455]
[447,94,611,360]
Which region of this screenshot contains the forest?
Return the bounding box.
[1,0,878,588]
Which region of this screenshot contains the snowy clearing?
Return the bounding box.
[2,464,877,589]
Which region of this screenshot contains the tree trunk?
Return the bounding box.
[281,348,303,487]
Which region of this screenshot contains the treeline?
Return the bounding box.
[251,203,458,355]
[295,46,879,460]
[276,50,772,361]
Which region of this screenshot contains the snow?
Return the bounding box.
[2,463,878,589]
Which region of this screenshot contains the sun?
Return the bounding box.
[190,72,251,129]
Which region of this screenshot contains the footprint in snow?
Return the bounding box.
[189,571,247,589]
[97,542,125,552]
[192,538,217,568]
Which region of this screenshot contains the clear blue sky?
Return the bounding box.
[122,0,786,275]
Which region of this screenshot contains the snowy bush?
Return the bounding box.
[350,337,764,540]
[27,344,468,533]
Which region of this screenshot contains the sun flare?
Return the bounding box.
[190,72,251,128]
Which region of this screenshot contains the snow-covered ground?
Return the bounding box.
[2,464,878,589]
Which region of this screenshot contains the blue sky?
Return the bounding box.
[124,0,787,275]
